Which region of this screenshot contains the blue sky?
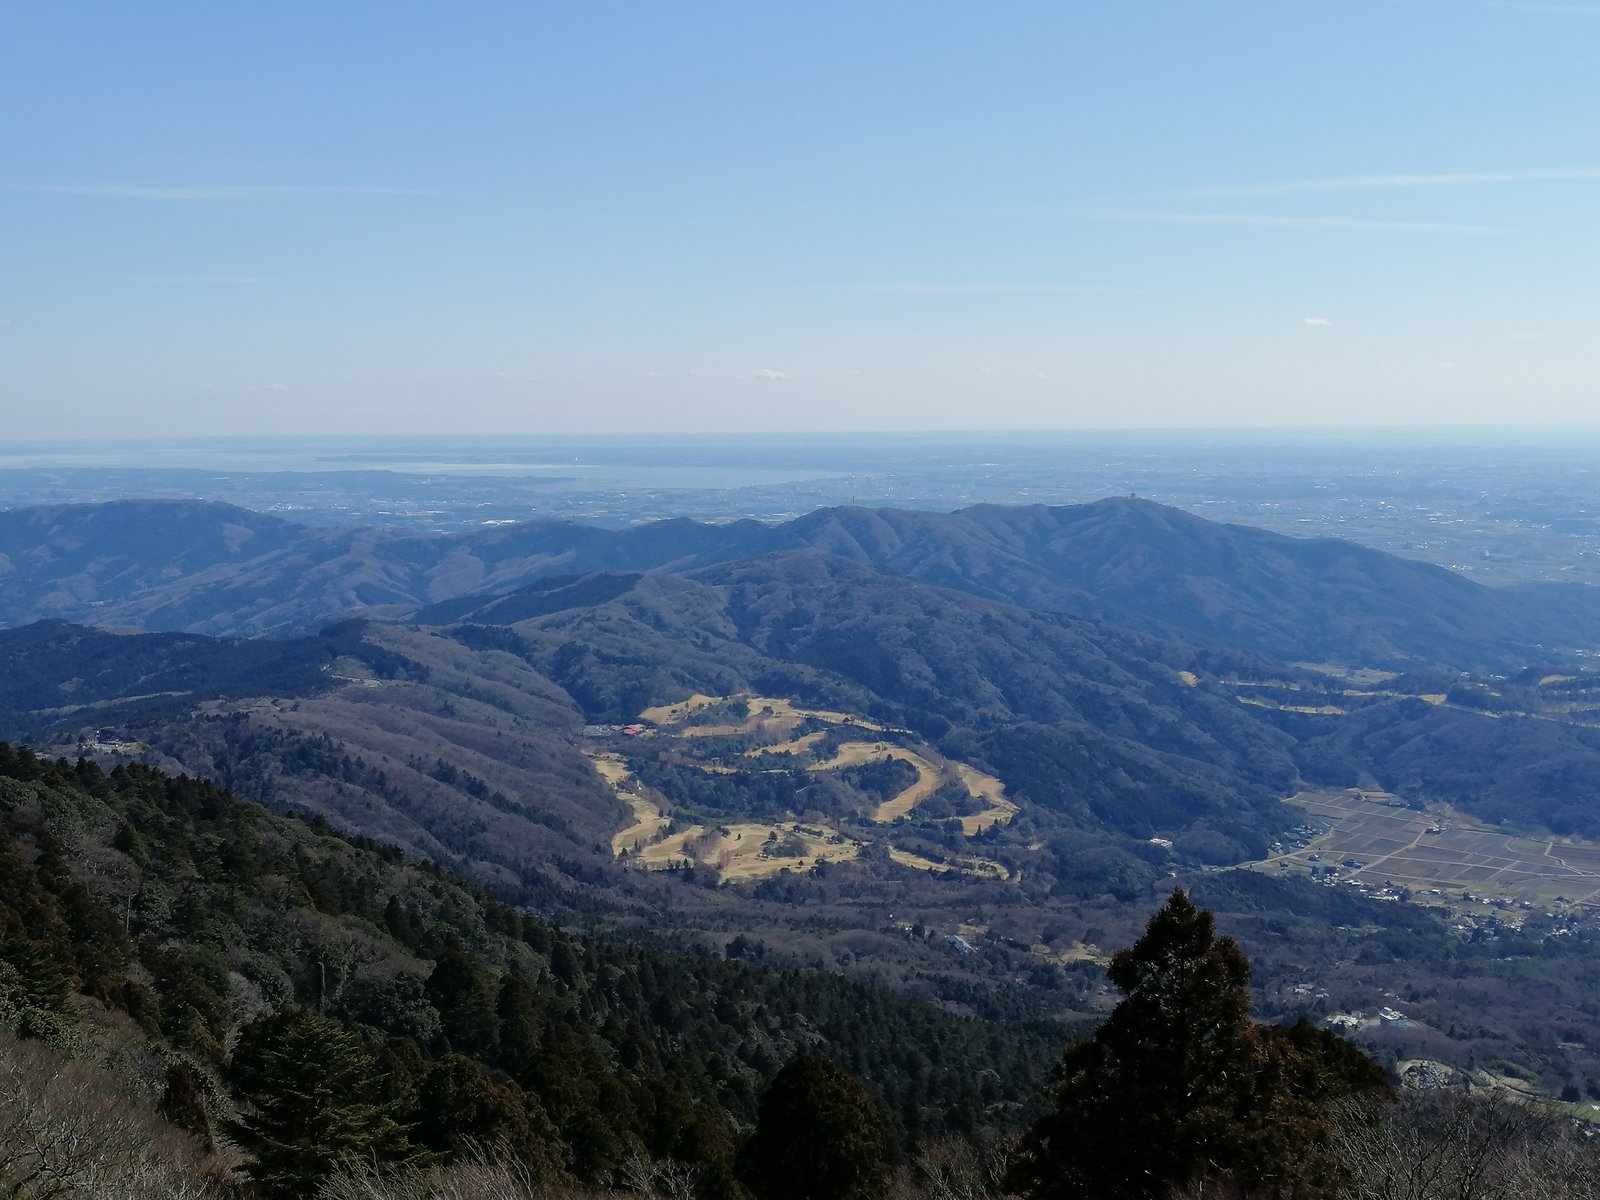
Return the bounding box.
[3,1,1599,436]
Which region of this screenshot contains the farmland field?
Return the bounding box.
[1251,789,1600,912]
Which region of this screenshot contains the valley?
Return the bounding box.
[18,5,1600,1187]
[4,495,1600,1113]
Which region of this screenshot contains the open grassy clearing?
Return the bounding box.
[1248,789,1600,911]
[889,846,1013,881]
[641,693,904,737]
[592,692,1019,880]
[636,693,725,725]
[821,742,940,821]
[640,692,1016,833]
[949,761,1019,834]
[745,730,828,757]
[589,752,675,854]
[815,740,1016,833]
[632,820,862,880]
[588,743,866,880]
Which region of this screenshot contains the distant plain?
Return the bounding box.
[6,428,1600,585]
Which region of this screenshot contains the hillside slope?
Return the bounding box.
[4,497,1597,670]
[0,742,1061,1192]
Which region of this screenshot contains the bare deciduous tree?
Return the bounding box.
[318,1156,618,1200]
[615,1151,701,1199]
[0,1031,224,1199]
[1327,1087,1588,1200]
[910,1129,1020,1200]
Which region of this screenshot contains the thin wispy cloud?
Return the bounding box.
[673,367,793,382]
[133,274,270,284]
[825,282,1106,295]
[1192,168,1600,197]
[1303,317,1332,327]
[14,184,427,201]
[1087,209,1501,235]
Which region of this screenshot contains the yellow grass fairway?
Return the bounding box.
[634,820,862,880]
[643,692,904,738]
[950,761,1019,835]
[638,693,727,726]
[744,730,828,757]
[816,741,940,821]
[598,691,1020,879]
[815,741,1016,832]
[889,846,1012,881]
[589,752,675,855]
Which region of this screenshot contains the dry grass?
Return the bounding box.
[600,692,1018,881]
[633,820,862,880]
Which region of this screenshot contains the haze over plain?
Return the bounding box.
[4,1,1599,438]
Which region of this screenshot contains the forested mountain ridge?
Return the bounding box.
[0,742,1064,1195]
[8,544,1600,926]
[0,552,1312,891]
[5,746,1596,1198]
[4,496,1597,671]
[10,496,1600,1140]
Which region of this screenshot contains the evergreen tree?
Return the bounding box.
[229,1007,420,1197]
[425,946,500,1057]
[412,1052,568,1182]
[158,1060,216,1152]
[738,1054,893,1200]
[1007,889,1353,1200]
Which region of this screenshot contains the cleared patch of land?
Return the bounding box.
[642,693,903,737]
[815,740,1016,833]
[745,730,828,757]
[889,846,1013,881]
[1250,789,1600,911]
[633,820,862,881]
[593,691,1018,879]
[591,753,674,855]
[821,742,940,821]
[948,761,1019,835]
[637,694,725,726]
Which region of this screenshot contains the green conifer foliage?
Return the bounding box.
[157,1060,216,1152]
[1007,889,1358,1200]
[412,1052,568,1182]
[425,946,500,1057]
[738,1054,893,1200]
[228,1006,420,1198]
